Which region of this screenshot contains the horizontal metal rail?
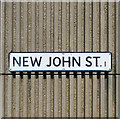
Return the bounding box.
[0,73,120,75]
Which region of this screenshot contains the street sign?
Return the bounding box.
[9,52,112,72]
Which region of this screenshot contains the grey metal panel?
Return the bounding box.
[54,2,61,117]
[93,2,100,117]
[70,2,76,117]
[100,2,108,117]
[42,2,47,117]
[108,2,116,117]
[0,1,119,118]
[20,3,28,117]
[116,2,120,118]
[38,2,43,117]
[46,3,51,117]
[77,2,85,117]
[85,2,93,117]
[4,3,13,117]
[34,3,39,117]
[12,2,20,117]
[0,1,4,119]
[50,3,54,117]
[61,3,67,117]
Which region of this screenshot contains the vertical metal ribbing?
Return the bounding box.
[20,3,28,117]
[42,2,47,117]
[12,2,20,117]
[66,3,70,51]
[108,2,116,117]
[66,2,70,117]
[50,2,54,117]
[0,2,4,118]
[19,2,27,117]
[61,2,67,117]
[69,2,77,117]
[12,2,16,52]
[58,2,62,52]
[69,3,76,117]
[2,2,6,118]
[89,2,93,117]
[8,2,12,117]
[43,2,47,52]
[54,2,62,117]
[97,5,101,115]
[35,2,39,52]
[27,2,32,117]
[46,2,51,117]
[73,2,77,117]
[93,2,100,117]
[19,3,23,117]
[31,2,36,117]
[54,3,59,117]
[61,2,66,53]
[115,2,120,118]
[12,2,16,117]
[4,2,8,117]
[38,2,43,117]
[53,2,62,117]
[85,2,93,117]
[0,2,1,118]
[50,2,54,52]
[27,2,32,52]
[58,2,62,117]
[4,3,12,117]
[113,2,116,117]
[15,3,20,117]
[20,2,25,52]
[77,2,85,117]
[100,2,108,117]
[35,2,39,117]
[70,2,74,117]
[2,2,119,117]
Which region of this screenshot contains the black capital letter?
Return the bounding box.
[72,57,80,67]
[23,57,29,67]
[93,56,100,67]
[30,57,42,67]
[86,56,92,67]
[13,57,21,67]
[47,57,52,67]
[53,57,61,67]
[62,57,71,67]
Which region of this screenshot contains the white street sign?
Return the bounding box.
[9,52,112,72]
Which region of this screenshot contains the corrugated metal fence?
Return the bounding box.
[0,1,120,118]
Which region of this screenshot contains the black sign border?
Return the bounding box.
[8,52,112,72]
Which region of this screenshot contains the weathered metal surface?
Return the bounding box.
[0,1,120,118]
[116,2,120,118]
